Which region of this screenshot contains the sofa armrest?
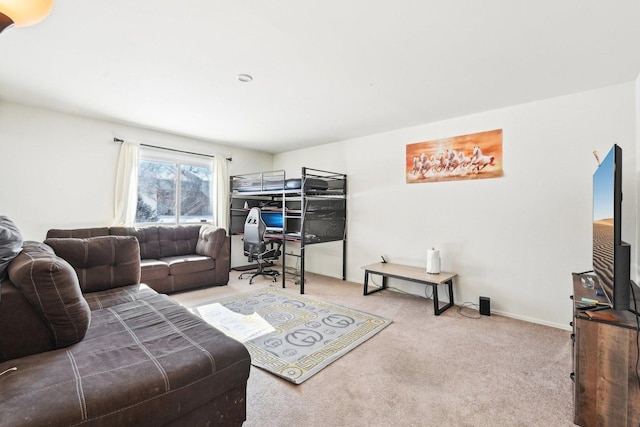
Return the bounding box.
[214,236,231,284]
[0,278,56,363]
[195,226,230,285]
[45,236,141,293]
[195,226,227,259]
[6,241,91,352]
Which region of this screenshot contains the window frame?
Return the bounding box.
[136,148,215,226]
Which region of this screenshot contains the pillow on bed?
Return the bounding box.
[0,216,23,282]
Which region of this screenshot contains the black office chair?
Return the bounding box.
[239,207,282,284]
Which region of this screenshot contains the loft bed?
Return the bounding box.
[229,167,347,294]
[230,168,346,195]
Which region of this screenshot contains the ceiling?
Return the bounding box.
[1,1,640,154]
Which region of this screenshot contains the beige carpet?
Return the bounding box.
[189,287,392,384]
[171,272,575,427]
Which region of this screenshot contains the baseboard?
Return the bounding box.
[491,309,571,331]
[382,288,571,330]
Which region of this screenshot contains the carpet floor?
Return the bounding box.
[188,287,392,384]
[171,272,575,427]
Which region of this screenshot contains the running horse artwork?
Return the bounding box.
[406,129,503,183]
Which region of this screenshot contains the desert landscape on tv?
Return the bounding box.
[593,219,614,295]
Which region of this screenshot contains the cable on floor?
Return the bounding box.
[457,302,481,319]
[369,277,434,300]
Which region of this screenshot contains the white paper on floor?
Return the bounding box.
[191,302,275,342]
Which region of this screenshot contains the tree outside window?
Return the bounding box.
[136,156,213,224]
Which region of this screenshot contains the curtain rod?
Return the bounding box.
[113,138,232,161]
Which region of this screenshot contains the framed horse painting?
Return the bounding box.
[406,129,503,183]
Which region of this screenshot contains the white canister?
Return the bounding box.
[426,248,441,274]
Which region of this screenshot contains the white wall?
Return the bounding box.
[2,83,636,328]
[275,83,637,329]
[0,101,273,241]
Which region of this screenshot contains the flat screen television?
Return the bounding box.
[592,144,631,311]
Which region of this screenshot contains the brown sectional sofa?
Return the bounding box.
[46,224,230,294]
[0,234,251,426]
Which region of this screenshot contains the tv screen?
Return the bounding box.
[592,148,616,299]
[592,144,630,310]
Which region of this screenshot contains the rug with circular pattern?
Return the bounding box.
[191,287,392,384]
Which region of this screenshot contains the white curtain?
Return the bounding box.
[112,141,140,226]
[214,156,230,230]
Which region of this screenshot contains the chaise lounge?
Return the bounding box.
[0,229,251,426]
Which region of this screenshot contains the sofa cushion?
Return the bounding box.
[0,292,251,426]
[140,259,171,280]
[45,236,141,293]
[195,225,226,259]
[161,255,215,276]
[0,216,23,282]
[83,283,158,310]
[7,241,91,349]
[158,225,200,257]
[111,226,161,259]
[46,227,110,238]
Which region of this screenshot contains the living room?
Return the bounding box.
[3,69,639,331]
[1,1,640,426]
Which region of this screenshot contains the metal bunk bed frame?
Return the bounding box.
[229,167,347,294]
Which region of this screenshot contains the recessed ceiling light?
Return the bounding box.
[237,74,253,83]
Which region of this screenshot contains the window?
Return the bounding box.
[136,150,214,224]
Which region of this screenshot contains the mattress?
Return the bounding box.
[236,177,328,192]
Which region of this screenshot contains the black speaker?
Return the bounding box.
[479,297,491,316]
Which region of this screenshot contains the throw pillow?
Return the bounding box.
[0,216,23,281]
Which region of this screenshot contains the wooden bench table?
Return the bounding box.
[362,262,457,315]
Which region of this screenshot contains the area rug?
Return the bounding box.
[190,287,392,384]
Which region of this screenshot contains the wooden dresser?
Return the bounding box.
[571,273,640,426]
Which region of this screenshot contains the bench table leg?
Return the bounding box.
[433,279,454,315]
[363,271,387,295]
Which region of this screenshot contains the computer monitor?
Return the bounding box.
[261,211,284,232]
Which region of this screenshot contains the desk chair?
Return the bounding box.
[238,207,282,284]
